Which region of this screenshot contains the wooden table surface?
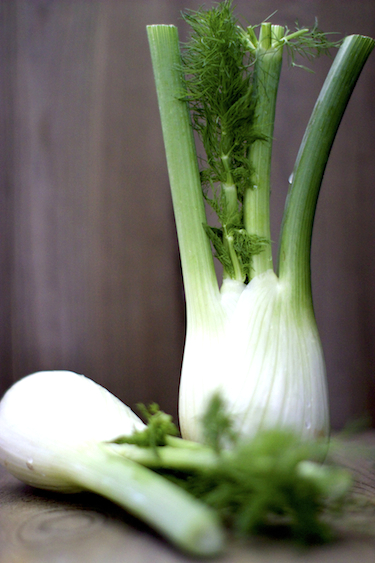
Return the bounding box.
[1,434,375,563]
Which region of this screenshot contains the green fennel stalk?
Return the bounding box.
[147,24,220,318]
[147,1,374,444]
[244,22,284,277]
[278,34,375,311]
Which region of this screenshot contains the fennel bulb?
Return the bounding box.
[0,371,224,556]
[147,3,374,443]
[0,370,145,491]
[179,270,328,442]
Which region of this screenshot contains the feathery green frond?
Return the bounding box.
[113,403,179,449]
[180,2,342,281]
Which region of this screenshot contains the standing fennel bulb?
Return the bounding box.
[147,2,374,442]
[180,270,328,442]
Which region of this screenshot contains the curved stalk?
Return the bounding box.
[278,34,375,311]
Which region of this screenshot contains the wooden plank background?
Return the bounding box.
[0,0,374,429]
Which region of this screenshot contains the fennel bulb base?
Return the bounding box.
[179,270,329,444]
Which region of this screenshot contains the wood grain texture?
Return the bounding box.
[0,0,374,429]
[1,0,186,418]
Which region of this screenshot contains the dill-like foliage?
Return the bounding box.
[174,394,346,543]
[203,223,269,281]
[200,392,238,453]
[181,1,267,281]
[173,430,337,544]
[282,19,342,69]
[112,395,352,544]
[182,0,257,197]
[113,403,178,449]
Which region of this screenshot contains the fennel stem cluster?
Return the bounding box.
[147,2,374,443]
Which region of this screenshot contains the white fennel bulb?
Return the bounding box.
[179,270,329,442]
[0,370,145,491]
[0,370,224,556]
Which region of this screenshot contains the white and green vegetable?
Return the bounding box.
[147,1,374,443]
[0,371,224,556]
[0,1,373,556]
[111,393,353,545]
[0,372,353,548]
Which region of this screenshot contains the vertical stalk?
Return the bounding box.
[147,25,220,319]
[244,24,284,278]
[278,34,375,311]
